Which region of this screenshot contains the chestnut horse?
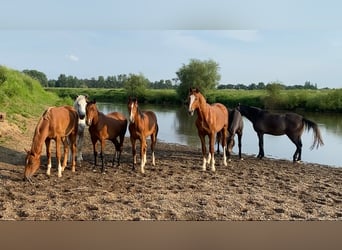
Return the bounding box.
[188,88,229,171]
[24,106,78,182]
[127,97,159,174]
[237,104,324,162]
[86,100,127,173]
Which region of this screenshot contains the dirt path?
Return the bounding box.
[0,117,341,220]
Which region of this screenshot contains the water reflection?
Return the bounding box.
[96,103,342,167]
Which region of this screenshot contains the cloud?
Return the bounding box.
[66,54,79,62]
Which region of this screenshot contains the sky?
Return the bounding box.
[1,0,342,88]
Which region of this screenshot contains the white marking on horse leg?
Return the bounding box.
[58,162,62,178]
[222,146,227,166]
[210,153,216,172]
[152,152,155,166]
[46,163,52,176]
[141,160,145,174]
[207,152,211,164]
[202,156,207,171]
[144,152,147,166]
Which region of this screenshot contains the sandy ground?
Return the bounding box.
[0,116,341,220]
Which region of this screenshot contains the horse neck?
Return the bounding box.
[195,95,210,120]
[133,107,145,126]
[31,117,49,155]
[242,106,261,123]
[91,108,100,126]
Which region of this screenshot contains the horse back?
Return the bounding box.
[94,111,127,138]
[129,110,157,139]
[47,106,78,137]
[229,109,243,133]
[211,103,228,128]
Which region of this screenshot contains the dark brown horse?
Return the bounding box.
[24,106,78,182]
[86,100,127,173]
[217,108,244,160]
[127,97,158,174]
[237,104,324,162]
[188,88,229,171]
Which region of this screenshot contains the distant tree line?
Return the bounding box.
[22,61,318,103]
[218,81,318,90]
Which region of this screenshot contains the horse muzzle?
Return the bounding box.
[79,114,85,120]
[188,110,194,116]
[86,119,92,126]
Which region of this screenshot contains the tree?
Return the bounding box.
[124,73,149,99]
[176,59,221,101]
[264,81,285,109]
[22,69,48,87]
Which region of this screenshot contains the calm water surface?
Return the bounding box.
[97,103,342,167]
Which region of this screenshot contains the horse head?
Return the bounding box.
[74,95,88,120]
[24,149,41,182]
[188,88,201,116]
[85,99,97,126]
[127,97,138,123]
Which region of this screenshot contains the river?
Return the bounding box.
[97,103,342,167]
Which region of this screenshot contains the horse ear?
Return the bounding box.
[24,148,29,154]
[195,87,200,93]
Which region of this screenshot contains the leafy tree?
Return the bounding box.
[124,73,149,99]
[264,81,285,109]
[22,69,48,87]
[176,59,221,101]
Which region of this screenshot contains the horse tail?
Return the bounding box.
[303,118,324,150]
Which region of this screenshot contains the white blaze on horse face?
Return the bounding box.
[129,103,135,123]
[188,94,196,115]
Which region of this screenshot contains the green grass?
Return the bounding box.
[0,66,70,126]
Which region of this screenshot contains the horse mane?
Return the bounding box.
[30,107,53,154]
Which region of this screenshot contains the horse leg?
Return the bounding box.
[257,132,264,159]
[112,138,120,166]
[69,132,77,172]
[55,137,63,178]
[61,137,69,172]
[100,140,105,173]
[45,138,52,176]
[288,134,302,162]
[198,134,207,171]
[297,138,303,162]
[91,138,98,171]
[150,132,157,166]
[130,137,137,170]
[216,132,221,154]
[77,130,84,164]
[221,128,228,167]
[117,133,125,166]
[209,133,216,172]
[226,134,234,162]
[140,137,147,174]
[237,132,243,160]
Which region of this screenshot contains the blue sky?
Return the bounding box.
[1,0,342,88]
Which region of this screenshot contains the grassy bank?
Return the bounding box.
[45,87,180,105]
[46,87,342,112]
[0,66,68,128]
